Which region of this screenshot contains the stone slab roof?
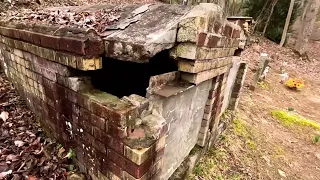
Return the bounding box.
[0,3,224,63]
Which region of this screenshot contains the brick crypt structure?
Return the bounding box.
[0,3,249,180]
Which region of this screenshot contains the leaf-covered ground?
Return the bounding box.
[191,38,320,180]
[0,70,86,179]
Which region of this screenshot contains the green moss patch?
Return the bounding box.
[271,110,320,131]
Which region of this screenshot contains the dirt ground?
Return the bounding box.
[190,39,320,180]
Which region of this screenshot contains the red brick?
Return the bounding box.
[84,38,104,58]
[89,101,122,125]
[206,34,221,48]
[71,103,80,116]
[67,90,89,108]
[79,107,91,122]
[93,139,107,154]
[42,68,56,82]
[40,35,60,50]
[59,37,85,56]
[56,99,73,119]
[91,114,106,131]
[197,33,207,46]
[214,21,222,34]
[155,148,165,162]
[232,29,241,38]
[208,90,217,99]
[43,86,58,101]
[103,160,121,178]
[56,74,68,87]
[108,123,126,139]
[12,29,20,39]
[223,24,233,37]
[0,26,14,37]
[92,126,107,140]
[30,32,42,45]
[47,106,60,124]
[19,30,32,43]
[79,120,93,135]
[159,124,168,137]
[82,132,95,146]
[56,84,68,99]
[127,127,146,139]
[105,135,124,154]
[108,149,153,178]
[42,77,57,91]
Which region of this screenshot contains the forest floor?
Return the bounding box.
[190,39,320,180]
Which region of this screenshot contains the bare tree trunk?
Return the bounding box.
[263,0,279,36]
[236,0,244,15]
[294,0,320,54]
[253,0,270,32]
[280,0,295,47]
[212,0,228,15]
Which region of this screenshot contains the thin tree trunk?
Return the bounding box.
[236,0,244,15]
[263,0,279,36]
[280,0,295,47]
[253,0,270,31]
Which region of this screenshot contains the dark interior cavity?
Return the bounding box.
[90,50,178,97]
[234,48,243,56]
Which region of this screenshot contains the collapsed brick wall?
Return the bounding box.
[0,3,248,180]
[0,33,167,180]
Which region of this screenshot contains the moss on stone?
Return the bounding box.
[84,90,131,110]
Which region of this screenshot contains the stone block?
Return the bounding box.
[124,146,153,165]
[178,57,232,73]
[171,43,236,60]
[77,58,101,70]
[181,66,228,85]
[177,3,223,43]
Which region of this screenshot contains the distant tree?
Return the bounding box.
[263,0,279,36]
[245,0,301,42]
[280,0,295,47]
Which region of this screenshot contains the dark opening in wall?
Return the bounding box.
[234,48,243,56]
[90,50,178,98]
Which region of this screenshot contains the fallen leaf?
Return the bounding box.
[27,176,38,180]
[0,111,9,122]
[14,140,25,147]
[0,170,12,179]
[58,147,65,158]
[6,154,18,161]
[278,169,286,177]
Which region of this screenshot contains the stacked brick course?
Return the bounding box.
[169,6,242,148]
[0,3,248,180]
[0,33,167,180]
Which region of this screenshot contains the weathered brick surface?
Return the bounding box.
[0,35,102,71]
[0,25,104,58]
[181,66,228,85]
[178,57,232,73]
[0,3,246,179]
[0,41,165,179]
